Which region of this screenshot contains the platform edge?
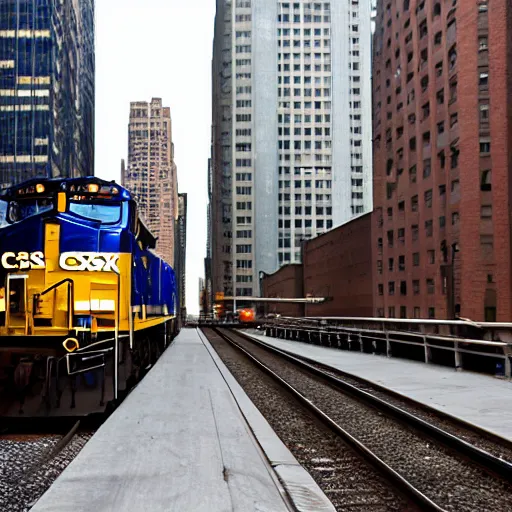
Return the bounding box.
[198,328,336,512]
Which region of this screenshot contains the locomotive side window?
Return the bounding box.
[0,198,53,228]
[69,202,122,224]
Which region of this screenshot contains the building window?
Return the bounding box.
[388,306,396,318]
[378,284,384,296]
[481,205,492,219]
[398,255,405,271]
[413,280,420,295]
[414,307,421,319]
[427,279,435,294]
[409,165,417,183]
[438,151,446,169]
[423,159,431,178]
[389,258,394,272]
[400,281,407,296]
[428,307,435,319]
[480,140,491,154]
[479,72,489,90]
[451,147,459,168]
[411,195,418,212]
[480,170,492,191]
[425,220,433,237]
[400,306,407,319]
[424,189,433,208]
[412,224,419,241]
[413,252,420,266]
[428,250,435,264]
[480,103,489,122]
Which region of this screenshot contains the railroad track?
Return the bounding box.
[205,327,512,512]
[0,417,101,511]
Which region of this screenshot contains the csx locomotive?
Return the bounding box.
[0,177,178,416]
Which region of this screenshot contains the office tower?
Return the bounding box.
[0,0,94,188]
[174,192,187,323]
[205,158,213,308]
[210,0,373,300]
[372,0,512,321]
[122,98,178,266]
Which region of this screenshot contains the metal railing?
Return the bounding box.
[262,316,512,378]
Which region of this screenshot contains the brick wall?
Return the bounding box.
[372,0,512,321]
[261,264,304,317]
[261,214,373,317]
[304,213,373,317]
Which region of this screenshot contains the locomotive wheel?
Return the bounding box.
[132,336,151,381]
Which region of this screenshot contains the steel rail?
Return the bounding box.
[245,330,512,446]
[225,328,512,481]
[212,327,446,512]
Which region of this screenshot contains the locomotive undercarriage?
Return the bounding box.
[0,321,175,417]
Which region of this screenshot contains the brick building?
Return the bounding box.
[261,264,305,317]
[372,0,512,321]
[261,213,373,317]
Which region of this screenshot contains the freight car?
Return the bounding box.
[0,177,178,416]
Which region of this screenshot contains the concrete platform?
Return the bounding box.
[244,329,512,442]
[32,329,334,512]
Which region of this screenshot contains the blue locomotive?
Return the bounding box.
[0,176,179,416]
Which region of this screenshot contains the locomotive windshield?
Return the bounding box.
[0,197,54,229]
[69,201,122,224]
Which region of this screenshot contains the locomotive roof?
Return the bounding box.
[0,176,132,200]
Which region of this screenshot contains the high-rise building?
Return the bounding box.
[372,0,512,321]
[0,0,94,189]
[205,158,213,309]
[174,193,187,324]
[210,0,373,300]
[122,98,178,266]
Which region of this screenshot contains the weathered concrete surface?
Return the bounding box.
[32,329,290,512]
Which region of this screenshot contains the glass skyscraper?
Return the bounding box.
[0,0,94,189]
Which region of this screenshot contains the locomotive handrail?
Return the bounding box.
[40,278,74,297]
[40,278,74,331]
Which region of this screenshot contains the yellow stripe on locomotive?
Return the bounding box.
[0,222,133,338]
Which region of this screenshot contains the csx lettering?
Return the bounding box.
[59,252,120,274]
[1,251,46,270]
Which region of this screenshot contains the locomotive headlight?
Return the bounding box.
[88,183,100,193]
[36,183,45,193]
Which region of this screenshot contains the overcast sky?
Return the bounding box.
[96,0,215,315]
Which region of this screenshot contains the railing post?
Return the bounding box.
[423,335,431,364]
[454,341,462,371]
[359,333,363,352]
[386,330,391,358]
